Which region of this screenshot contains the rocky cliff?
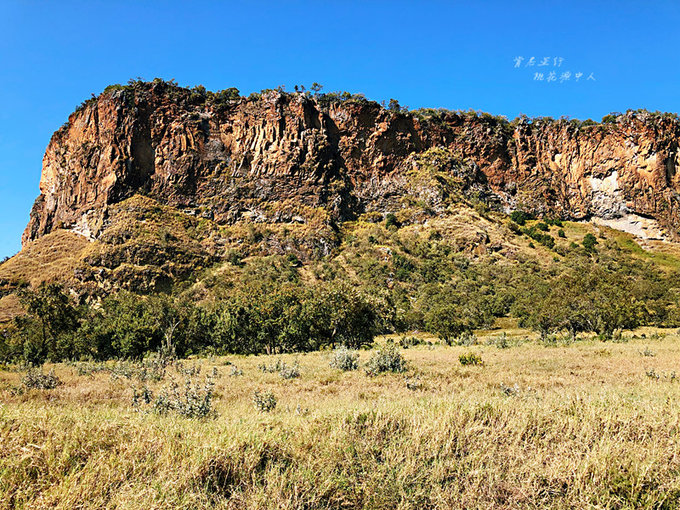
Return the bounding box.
[23,80,680,247]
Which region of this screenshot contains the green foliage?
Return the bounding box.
[458,352,483,366]
[388,98,407,113]
[208,87,240,105]
[135,369,218,419]
[425,304,469,344]
[6,189,680,363]
[329,346,360,371]
[420,282,493,344]
[315,90,371,108]
[22,367,61,389]
[522,226,555,249]
[76,292,186,360]
[253,390,277,412]
[583,233,598,253]
[558,229,566,238]
[520,262,652,340]
[385,213,400,229]
[510,210,532,226]
[17,283,80,363]
[365,344,407,376]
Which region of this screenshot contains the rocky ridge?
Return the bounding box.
[24,80,680,248]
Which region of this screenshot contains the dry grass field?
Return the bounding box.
[2,330,680,509]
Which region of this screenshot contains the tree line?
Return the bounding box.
[1,248,678,364]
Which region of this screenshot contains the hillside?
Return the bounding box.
[2,80,680,356]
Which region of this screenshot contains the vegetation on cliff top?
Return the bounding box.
[69,78,680,129]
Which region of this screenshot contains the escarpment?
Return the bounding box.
[23,81,680,249]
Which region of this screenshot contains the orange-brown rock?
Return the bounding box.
[23,81,680,245]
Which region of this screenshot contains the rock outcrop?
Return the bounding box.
[23,81,680,246]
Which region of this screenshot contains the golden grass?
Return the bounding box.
[2,331,680,508]
[0,294,23,323]
[0,230,90,287]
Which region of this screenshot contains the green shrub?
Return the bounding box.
[279,361,300,379]
[583,233,598,252]
[458,352,483,366]
[365,344,407,376]
[510,211,531,226]
[22,367,61,389]
[329,346,360,371]
[385,213,401,229]
[136,369,218,419]
[458,331,477,346]
[521,226,555,249]
[253,390,277,412]
[397,336,424,349]
[488,332,511,349]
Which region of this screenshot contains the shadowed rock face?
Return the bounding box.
[23,81,680,245]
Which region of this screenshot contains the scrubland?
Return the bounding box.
[3,330,680,509]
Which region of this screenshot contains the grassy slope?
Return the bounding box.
[0,230,90,288]
[2,331,680,508]
[4,194,680,325]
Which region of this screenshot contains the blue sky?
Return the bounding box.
[1,0,679,258]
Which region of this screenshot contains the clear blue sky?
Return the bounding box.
[1,0,679,258]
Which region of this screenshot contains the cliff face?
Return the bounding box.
[23,81,680,246]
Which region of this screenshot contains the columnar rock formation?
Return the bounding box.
[23,81,680,245]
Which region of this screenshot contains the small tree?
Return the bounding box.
[306,284,378,349]
[18,283,80,362]
[583,233,598,253]
[425,304,468,344]
[310,82,323,96]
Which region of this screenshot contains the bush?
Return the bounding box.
[22,367,61,389]
[259,359,300,378]
[397,336,424,349]
[521,226,555,249]
[583,233,598,252]
[385,213,401,229]
[458,352,483,366]
[365,344,407,376]
[458,331,477,346]
[279,361,300,379]
[135,368,218,419]
[510,210,532,226]
[405,374,423,391]
[259,359,285,373]
[253,390,277,412]
[544,218,563,227]
[329,346,360,371]
[558,229,566,238]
